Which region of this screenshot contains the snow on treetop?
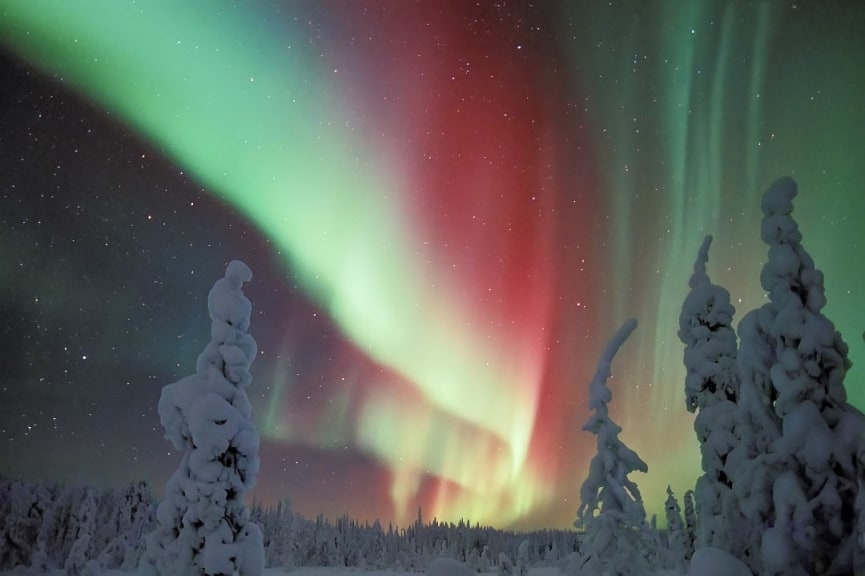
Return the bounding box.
[761,175,797,216]
[760,178,803,248]
[688,234,713,289]
[226,259,253,285]
[209,260,253,332]
[587,318,637,411]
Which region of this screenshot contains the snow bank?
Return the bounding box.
[426,557,474,576]
[688,547,752,576]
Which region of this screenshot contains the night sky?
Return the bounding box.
[1,1,864,531]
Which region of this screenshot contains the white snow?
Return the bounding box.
[760,175,797,216]
[0,569,566,576]
[426,557,474,576]
[686,547,751,576]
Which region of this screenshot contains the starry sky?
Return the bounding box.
[1,1,864,531]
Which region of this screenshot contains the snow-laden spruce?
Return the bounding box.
[731,177,865,576]
[678,235,740,412]
[143,260,264,576]
[677,235,744,553]
[663,486,688,572]
[571,318,651,576]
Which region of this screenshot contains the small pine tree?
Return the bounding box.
[682,489,697,558]
[120,481,155,570]
[64,534,91,576]
[29,484,56,571]
[573,319,650,576]
[96,537,128,571]
[0,482,40,569]
[664,486,688,571]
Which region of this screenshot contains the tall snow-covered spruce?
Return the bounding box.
[144,260,264,576]
[733,177,864,575]
[572,318,650,576]
[677,235,743,553]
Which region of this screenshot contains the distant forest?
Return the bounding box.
[0,476,585,574]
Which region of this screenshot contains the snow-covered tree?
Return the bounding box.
[116,481,155,570]
[855,439,865,574]
[64,534,91,576]
[682,489,697,558]
[663,486,688,572]
[572,318,650,576]
[677,235,745,552]
[733,177,865,575]
[515,538,529,576]
[27,483,57,571]
[64,485,99,573]
[0,481,41,569]
[678,235,741,412]
[143,260,264,576]
[96,536,128,572]
[47,484,81,568]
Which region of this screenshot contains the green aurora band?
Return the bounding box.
[0,2,549,525]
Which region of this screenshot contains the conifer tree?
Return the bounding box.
[664,486,688,572]
[0,482,40,569]
[733,177,865,575]
[144,260,264,576]
[573,319,650,576]
[677,235,744,551]
[682,489,697,558]
[855,441,865,573]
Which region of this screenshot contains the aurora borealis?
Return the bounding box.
[1,1,864,530]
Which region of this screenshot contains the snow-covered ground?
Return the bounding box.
[0,568,562,576]
[0,553,756,576]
